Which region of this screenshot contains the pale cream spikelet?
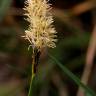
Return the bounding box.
[24,0,57,49]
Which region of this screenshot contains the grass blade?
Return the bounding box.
[49,54,96,96]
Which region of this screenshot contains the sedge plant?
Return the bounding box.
[23,0,57,96]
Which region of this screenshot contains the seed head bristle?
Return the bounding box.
[23,0,57,49]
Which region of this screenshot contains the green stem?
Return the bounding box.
[28,48,40,96]
[28,74,34,96]
[28,48,35,96]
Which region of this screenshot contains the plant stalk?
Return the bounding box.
[28,48,40,96]
[28,48,35,96]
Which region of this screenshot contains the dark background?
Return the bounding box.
[0,0,96,96]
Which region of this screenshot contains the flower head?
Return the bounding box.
[24,0,57,49]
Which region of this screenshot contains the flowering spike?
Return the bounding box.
[23,0,57,49]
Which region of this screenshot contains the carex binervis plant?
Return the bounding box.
[23,0,57,96]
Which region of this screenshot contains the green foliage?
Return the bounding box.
[49,54,96,96]
[0,0,12,22]
[0,83,22,96]
[0,1,95,95]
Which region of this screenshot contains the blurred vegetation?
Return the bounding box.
[0,0,96,96]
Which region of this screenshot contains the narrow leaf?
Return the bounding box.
[49,54,96,96]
